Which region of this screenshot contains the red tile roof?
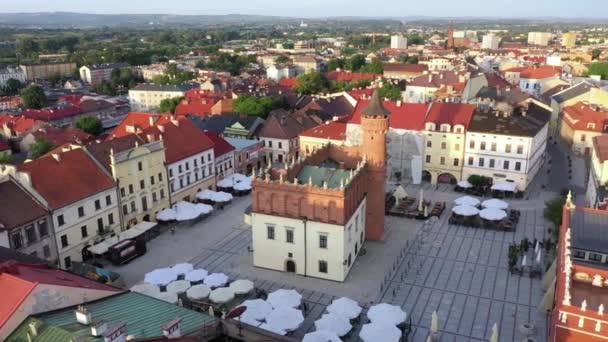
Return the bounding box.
[32,126,93,147]
[424,102,476,129]
[110,112,215,164]
[0,116,42,136]
[0,180,47,231]
[299,121,347,141]
[174,98,217,117]
[18,147,115,209]
[350,100,430,131]
[562,102,608,133]
[409,71,460,88]
[383,63,428,74]
[504,65,561,79]
[203,131,235,157]
[279,77,298,88]
[0,272,35,329]
[593,135,608,162]
[346,88,374,100]
[21,105,83,122]
[326,71,380,82]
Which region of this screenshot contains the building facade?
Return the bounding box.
[462,103,550,190]
[80,63,129,86]
[128,83,198,112]
[527,32,551,46]
[225,137,264,174]
[561,32,577,48]
[560,102,608,156]
[586,135,608,209]
[19,62,77,81]
[482,34,501,50]
[390,35,408,49]
[0,67,26,87]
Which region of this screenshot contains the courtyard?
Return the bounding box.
[108,181,555,342]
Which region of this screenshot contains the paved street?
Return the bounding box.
[108,182,553,342]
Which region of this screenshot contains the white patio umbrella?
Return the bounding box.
[229,279,254,295]
[327,297,362,319]
[314,313,352,337]
[166,280,191,294]
[153,291,178,304]
[491,181,517,192]
[209,287,235,304]
[303,330,342,342]
[259,323,287,336]
[204,273,229,287]
[131,283,160,297]
[238,299,273,321]
[144,267,178,286]
[451,205,480,217]
[186,284,211,300]
[359,323,401,342]
[267,289,302,309]
[457,180,472,188]
[454,195,480,207]
[234,181,252,191]
[479,208,507,221]
[431,310,438,333]
[240,315,262,327]
[481,198,509,210]
[536,250,542,264]
[534,241,540,254]
[172,262,194,275]
[217,178,235,188]
[392,185,407,201]
[185,269,208,282]
[156,208,176,221]
[367,303,407,326]
[265,306,304,332]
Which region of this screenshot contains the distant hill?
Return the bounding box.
[0,12,293,28]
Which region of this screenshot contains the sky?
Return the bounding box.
[0,0,607,18]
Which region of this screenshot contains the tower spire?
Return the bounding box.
[361,89,390,117]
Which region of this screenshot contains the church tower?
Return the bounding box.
[447,22,455,48]
[360,89,390,241]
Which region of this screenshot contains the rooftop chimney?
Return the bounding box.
[91,321,108,337]
[103,323,127,342]
[161,318,183,339]
[51,153,61,162]
[428,74,433,83]
[75,305,92,325]
[148,116,155,126]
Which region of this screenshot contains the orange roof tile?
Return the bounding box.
[351,100,430,131]
[562,102,608,133]
[299,121,347,141]
[424,102,476,129]
[0,273,35,329]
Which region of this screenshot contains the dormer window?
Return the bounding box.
[454,125,464,133]
[587,122,596,130]
[425,123,436,131]
[440,124,450,133]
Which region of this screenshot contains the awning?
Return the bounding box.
[88,221,157,255]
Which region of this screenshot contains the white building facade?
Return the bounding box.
[390,35,408,49]
[482,34,501,50]
[251,199,365,282]
[527,32,551,46]
[0,67,26,87]
[168,149,215,203]
[266,65,296,82]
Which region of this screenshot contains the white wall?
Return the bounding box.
[168,149,215,198]
[251,200,366,282]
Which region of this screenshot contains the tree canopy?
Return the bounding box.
[293,72,330,95]
[0,78,24,96]
[327,58,346,71]
[347,55,366,72]
[233,95,288,118]
[75,116,103,136]
[159,96,184,114]
[151,64,195,86]
[21,84,47,109]
[30,137,52,159]
[587,63,608,80]
[274,55,292,64]
[378,82,403,101]
[544,195,567,228]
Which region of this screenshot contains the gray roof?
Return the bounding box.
[225,137,262,150]
[552,81,593,104]
[570,209,608,254]
[361,89,390,116]
[84,62,129,71]
[468,103,550,137]
[131,82,200,92]
[187,114,262,136]
[475,86,529,105]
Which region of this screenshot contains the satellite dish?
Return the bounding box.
[226,306,247,319]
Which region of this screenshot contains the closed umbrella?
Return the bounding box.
[431,310,438,333]
[209,287,235,304]
[327,297,362,319]
[367,303,407,326]
[265,306,304,332]
[186,284,211,300]
[239,299,273,321]
[314,313,352,337]
[204,273,229,287]
[454,196,480,207]
[451,205,479,217]
[481,199,508,210]
[303,331,341,342]
[490,323,499,342]
[229,279,254,295]
[267,289,302,308]
[479,208,507,221]
[359,323,401,342]
[418,188,424,211]
[185,269,208,282]
[131,283,160,297]
[522,255,528,267]
[166,280,191,294]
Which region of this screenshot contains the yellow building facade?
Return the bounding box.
[422,125,466,184]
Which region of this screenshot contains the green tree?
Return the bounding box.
[586,63,608,80]
[293,72,330,95]
[408,35,424,45]
[1,78,24,96]
[360,58,384,74]
[274,55,292,64]
[48,73,62,87]
[0,153,10,164]
[544,196,567,228]
[233,95,288,118]
[17,38,39,58]
[347,55,366,72]
[30,137,52,159]
[592,49,602,61]
[327,58,345,71]
[21,84,47,109]
[159,96,184,114]
[75,116,103,136]
[378,82,403,101]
